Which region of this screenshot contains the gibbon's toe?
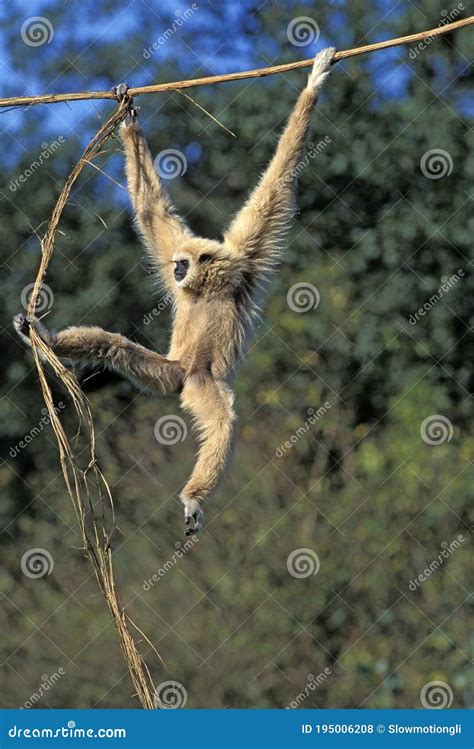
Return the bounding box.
[183,499,205,536]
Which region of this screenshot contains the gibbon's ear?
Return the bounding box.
[198,254,213,263]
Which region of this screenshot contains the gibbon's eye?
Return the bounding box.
[198,254,213,263]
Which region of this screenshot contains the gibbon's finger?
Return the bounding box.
[113,82,129,101]
[113,82,138,125]
[13,314,49,343]
[13,313,32,339]
[307,46,336,92]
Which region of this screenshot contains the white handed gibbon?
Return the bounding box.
[14,47,335,535]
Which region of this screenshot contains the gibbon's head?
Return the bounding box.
[172,238,240,296]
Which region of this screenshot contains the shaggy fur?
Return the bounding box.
[14,48,335,535]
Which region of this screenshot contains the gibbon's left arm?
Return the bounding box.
[13,314,184,395]
[223,47,335,277]
[114,84,194,291]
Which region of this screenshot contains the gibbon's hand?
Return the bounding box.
[13,313,51,346]
[183,499,205,536]
[113,82,138,126]
[307,46,336,94]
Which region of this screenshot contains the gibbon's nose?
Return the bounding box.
[174,259,189,281]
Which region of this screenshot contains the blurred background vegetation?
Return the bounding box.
[0,0,472,709]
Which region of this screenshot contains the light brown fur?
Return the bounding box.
[14,49,335,534]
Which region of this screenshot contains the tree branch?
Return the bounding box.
[0,16,472,109]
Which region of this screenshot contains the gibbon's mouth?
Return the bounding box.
[174,259,189,281]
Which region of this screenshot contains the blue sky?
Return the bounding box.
[0,0,470,159]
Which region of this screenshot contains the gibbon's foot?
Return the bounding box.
[113,82,138,126]
[13,313,51,346]
[182,499,205,536]
[307,47,336,93]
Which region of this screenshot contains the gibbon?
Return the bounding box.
[14,47,335,535]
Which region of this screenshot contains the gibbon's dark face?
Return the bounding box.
[172,239,242,296]
[174,258,189,281]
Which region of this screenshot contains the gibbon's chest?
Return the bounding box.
[168,296,241,376]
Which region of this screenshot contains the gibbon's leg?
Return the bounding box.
[223,47,335,271]
[114,84,194,290]
[13,314,184,394]
[179,374,236,535]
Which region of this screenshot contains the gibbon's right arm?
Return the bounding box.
[115,84,194,291]
[223,47,335,280]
